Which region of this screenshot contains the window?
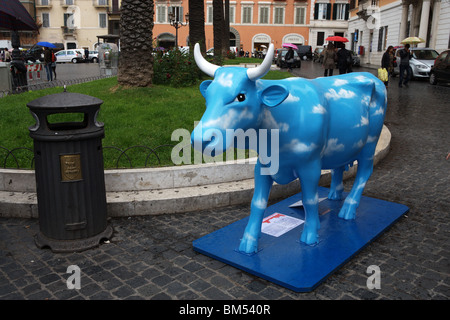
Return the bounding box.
[42,13,49,28]
[242,6,252,24]
[169,6,184,22]
[41,0,49,5]
[259,7,269,24]
[314,3,331,20]
[64,13,73,28]
[65,0,74,5]
[157,6,166,23]
[98,0,108,5]
[99,13,107,28]
[317,32,325,46]
[229,6,235,24]
[274,7,284,24]
[207,5,213,24]
[333,3,349,20]
[295,7,306,25]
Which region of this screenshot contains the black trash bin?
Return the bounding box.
[27,89,113,253]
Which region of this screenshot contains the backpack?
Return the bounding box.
[52,52,57,62]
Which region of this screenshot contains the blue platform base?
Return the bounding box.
[193,187,409,292]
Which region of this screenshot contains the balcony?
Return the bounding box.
[93,0,109,8]
[61,0,76,8]
[61,26,77,38]
[36,0,52,8]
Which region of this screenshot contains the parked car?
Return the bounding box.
[89,50,99,63]
[297,45,312,60]
[276,48,301,68]
[54,49,84,63]
[394,47,439,78]
[429,49,450,85]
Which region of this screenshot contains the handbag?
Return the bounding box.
[378,68,388,82]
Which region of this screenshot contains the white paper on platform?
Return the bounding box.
[261,213,304,237]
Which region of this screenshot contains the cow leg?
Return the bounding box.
[239,162,273,254]
[338,146,375,220]
[328,166,345,200]
[298,161,322,245]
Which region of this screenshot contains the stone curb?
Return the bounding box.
[0,126,390,219]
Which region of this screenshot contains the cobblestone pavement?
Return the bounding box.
[0,62,449,302]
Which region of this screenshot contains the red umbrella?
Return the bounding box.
[0,0,38,31]
[325,36,349,43]
[282,43,298,50]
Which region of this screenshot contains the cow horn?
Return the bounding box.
[247,43,274,81]
[194,43,219,78]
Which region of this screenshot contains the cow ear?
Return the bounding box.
[200,80,212,98]
[260,85,289,107]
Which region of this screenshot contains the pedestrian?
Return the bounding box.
[381,45,394,87]
[285,47,295,71]
[337,43,352,74]
[84,48,89,63]
[4,48,11,62]
[43,47,53,81]
[51,49,57,80]
[322,43,336,76]
[398,44,412,87]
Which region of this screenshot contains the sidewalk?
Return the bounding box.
[0,61,448,302]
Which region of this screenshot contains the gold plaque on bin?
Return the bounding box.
[60,154,82,181]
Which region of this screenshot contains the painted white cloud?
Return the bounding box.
[217,73,234,88]
[285,94,300,103]
[282,139,317,153]
[333,79,348,86]
[373,107,384,116]
[324,138,345,155]
[312,104,327,114]
[203,108,253,129]
[353,116,369,128]
[261,110,289,132]
[325,88,356,100]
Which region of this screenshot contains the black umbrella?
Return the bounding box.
[0,0,38,31]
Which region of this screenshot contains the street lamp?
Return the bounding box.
[168,11,189,49]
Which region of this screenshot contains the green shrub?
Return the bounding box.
[153,49,203,87]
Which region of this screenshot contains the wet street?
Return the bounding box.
[0,61,449,302]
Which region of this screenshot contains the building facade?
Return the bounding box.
[154,0,351,52]
[348,0,450,65]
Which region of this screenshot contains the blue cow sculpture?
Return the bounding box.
[191,43,387,254]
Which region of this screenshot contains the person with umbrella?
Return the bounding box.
[322,43,337,77]
[398,44,412,87]
[43,46,53,81]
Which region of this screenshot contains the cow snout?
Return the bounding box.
[191,127,225,157]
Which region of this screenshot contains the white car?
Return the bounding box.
[54,49,84,63]
[89,50,99,63]
[394,47,439,78]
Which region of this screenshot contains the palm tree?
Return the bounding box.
[118,0,154,87]
[213,0,224,64]
[188,0,206,54]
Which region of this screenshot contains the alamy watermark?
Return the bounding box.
[366,265,381,289]
[66,265,81,290]
[171,122,280,176]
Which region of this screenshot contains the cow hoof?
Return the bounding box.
[328,190,343,201]
[338,202,357,220]
[239,234,259,254]
[300,228,319,245]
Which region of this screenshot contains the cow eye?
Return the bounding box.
[236,93,246,102]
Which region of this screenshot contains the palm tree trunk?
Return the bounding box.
[213,0,224,64]
[118,0,154,87]
[188,0,206,54]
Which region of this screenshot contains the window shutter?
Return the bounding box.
[345,4,349,20]
[314,3,319,20]
[332,3,337,20]
[326,3,331,20]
